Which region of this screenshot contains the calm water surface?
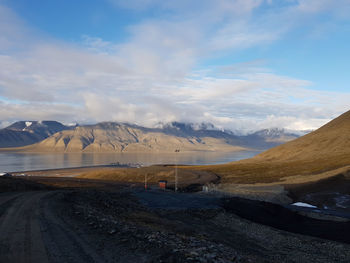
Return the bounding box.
[0,151,261,172]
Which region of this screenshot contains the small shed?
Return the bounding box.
[158,180,167,189]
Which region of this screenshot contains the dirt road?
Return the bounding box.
[0,191,108,263]
[1,179,350,262]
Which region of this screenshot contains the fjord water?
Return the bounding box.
[0,151,261,172]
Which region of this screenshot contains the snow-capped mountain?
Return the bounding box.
[0,121,73,147]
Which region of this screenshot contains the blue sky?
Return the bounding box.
[0,0,350,131]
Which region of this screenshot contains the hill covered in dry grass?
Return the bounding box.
[254,109,350,161]
[192,110,350,184]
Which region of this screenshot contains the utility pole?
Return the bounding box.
[144,173,148,190]
[174,149,180,192]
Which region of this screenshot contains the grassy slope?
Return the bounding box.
[190,110,350,184]
[78,165,218,187]
[190,154,350,184]
[254,109,350,161]
[79,166,181,183]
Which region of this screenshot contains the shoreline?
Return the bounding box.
[0,149,262,174]
[10,165,129,177]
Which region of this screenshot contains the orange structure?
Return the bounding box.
[158,180,167,189]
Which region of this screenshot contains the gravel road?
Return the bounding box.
[0,191,111,263]
[0,192,50,263]
[1,180,350,263]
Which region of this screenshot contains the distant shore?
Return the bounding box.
[11,165,127,177]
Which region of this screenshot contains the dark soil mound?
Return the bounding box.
[222,196,350,244]
[0,177,53,192]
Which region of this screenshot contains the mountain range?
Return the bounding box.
[0,121,303,152]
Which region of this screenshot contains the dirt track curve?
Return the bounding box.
[0,191,107,263]
[1,180,350,263]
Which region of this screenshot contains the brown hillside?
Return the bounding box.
[254,110,350,161]
[193,110,350,184]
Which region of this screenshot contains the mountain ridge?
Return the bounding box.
[0,121,73,147]
[0,121,303,153]
[18,122,244,153]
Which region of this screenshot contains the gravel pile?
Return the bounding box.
[66,190,244,262]
[61,189,350,263]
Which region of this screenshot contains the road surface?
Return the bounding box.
[1,182,350,263]
[0,191,106,263]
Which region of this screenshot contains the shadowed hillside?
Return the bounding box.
[0,121,72,147]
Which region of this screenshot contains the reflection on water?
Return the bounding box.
[0,151,261,172]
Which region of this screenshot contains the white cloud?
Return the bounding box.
[296,0,350,15]
[0,1,349,132]
[108,0,263,14]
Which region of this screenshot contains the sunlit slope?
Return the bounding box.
[20,123,245,153]
[193,110,350,183]
[254,110,350,161]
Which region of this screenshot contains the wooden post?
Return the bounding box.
[144,173,148,190]
[174,149,180,192]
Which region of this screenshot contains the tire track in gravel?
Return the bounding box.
[39,192,106,263]
[0,191,107,263]
[0,191,49,263]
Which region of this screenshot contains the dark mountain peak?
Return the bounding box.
[6,120,67,131]
[251,128,311,139]
[85,122,147,131]
[169,122,195,132]
[159,121,222,133]
[92,122,123,129]
[6,121,37,131]
[0,120,73,148]
[252,128,287,137]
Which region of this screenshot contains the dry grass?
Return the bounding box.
[254,110,350,161]
[79,166,181,183]
[78,165,217,186]
[187,110,350,184]
[77,154,350,186]
[12,166,117,177]
[188,153,350,184]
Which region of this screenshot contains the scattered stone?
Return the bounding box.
[109,229,117,235]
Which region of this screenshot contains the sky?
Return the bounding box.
[0,0,350,132]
